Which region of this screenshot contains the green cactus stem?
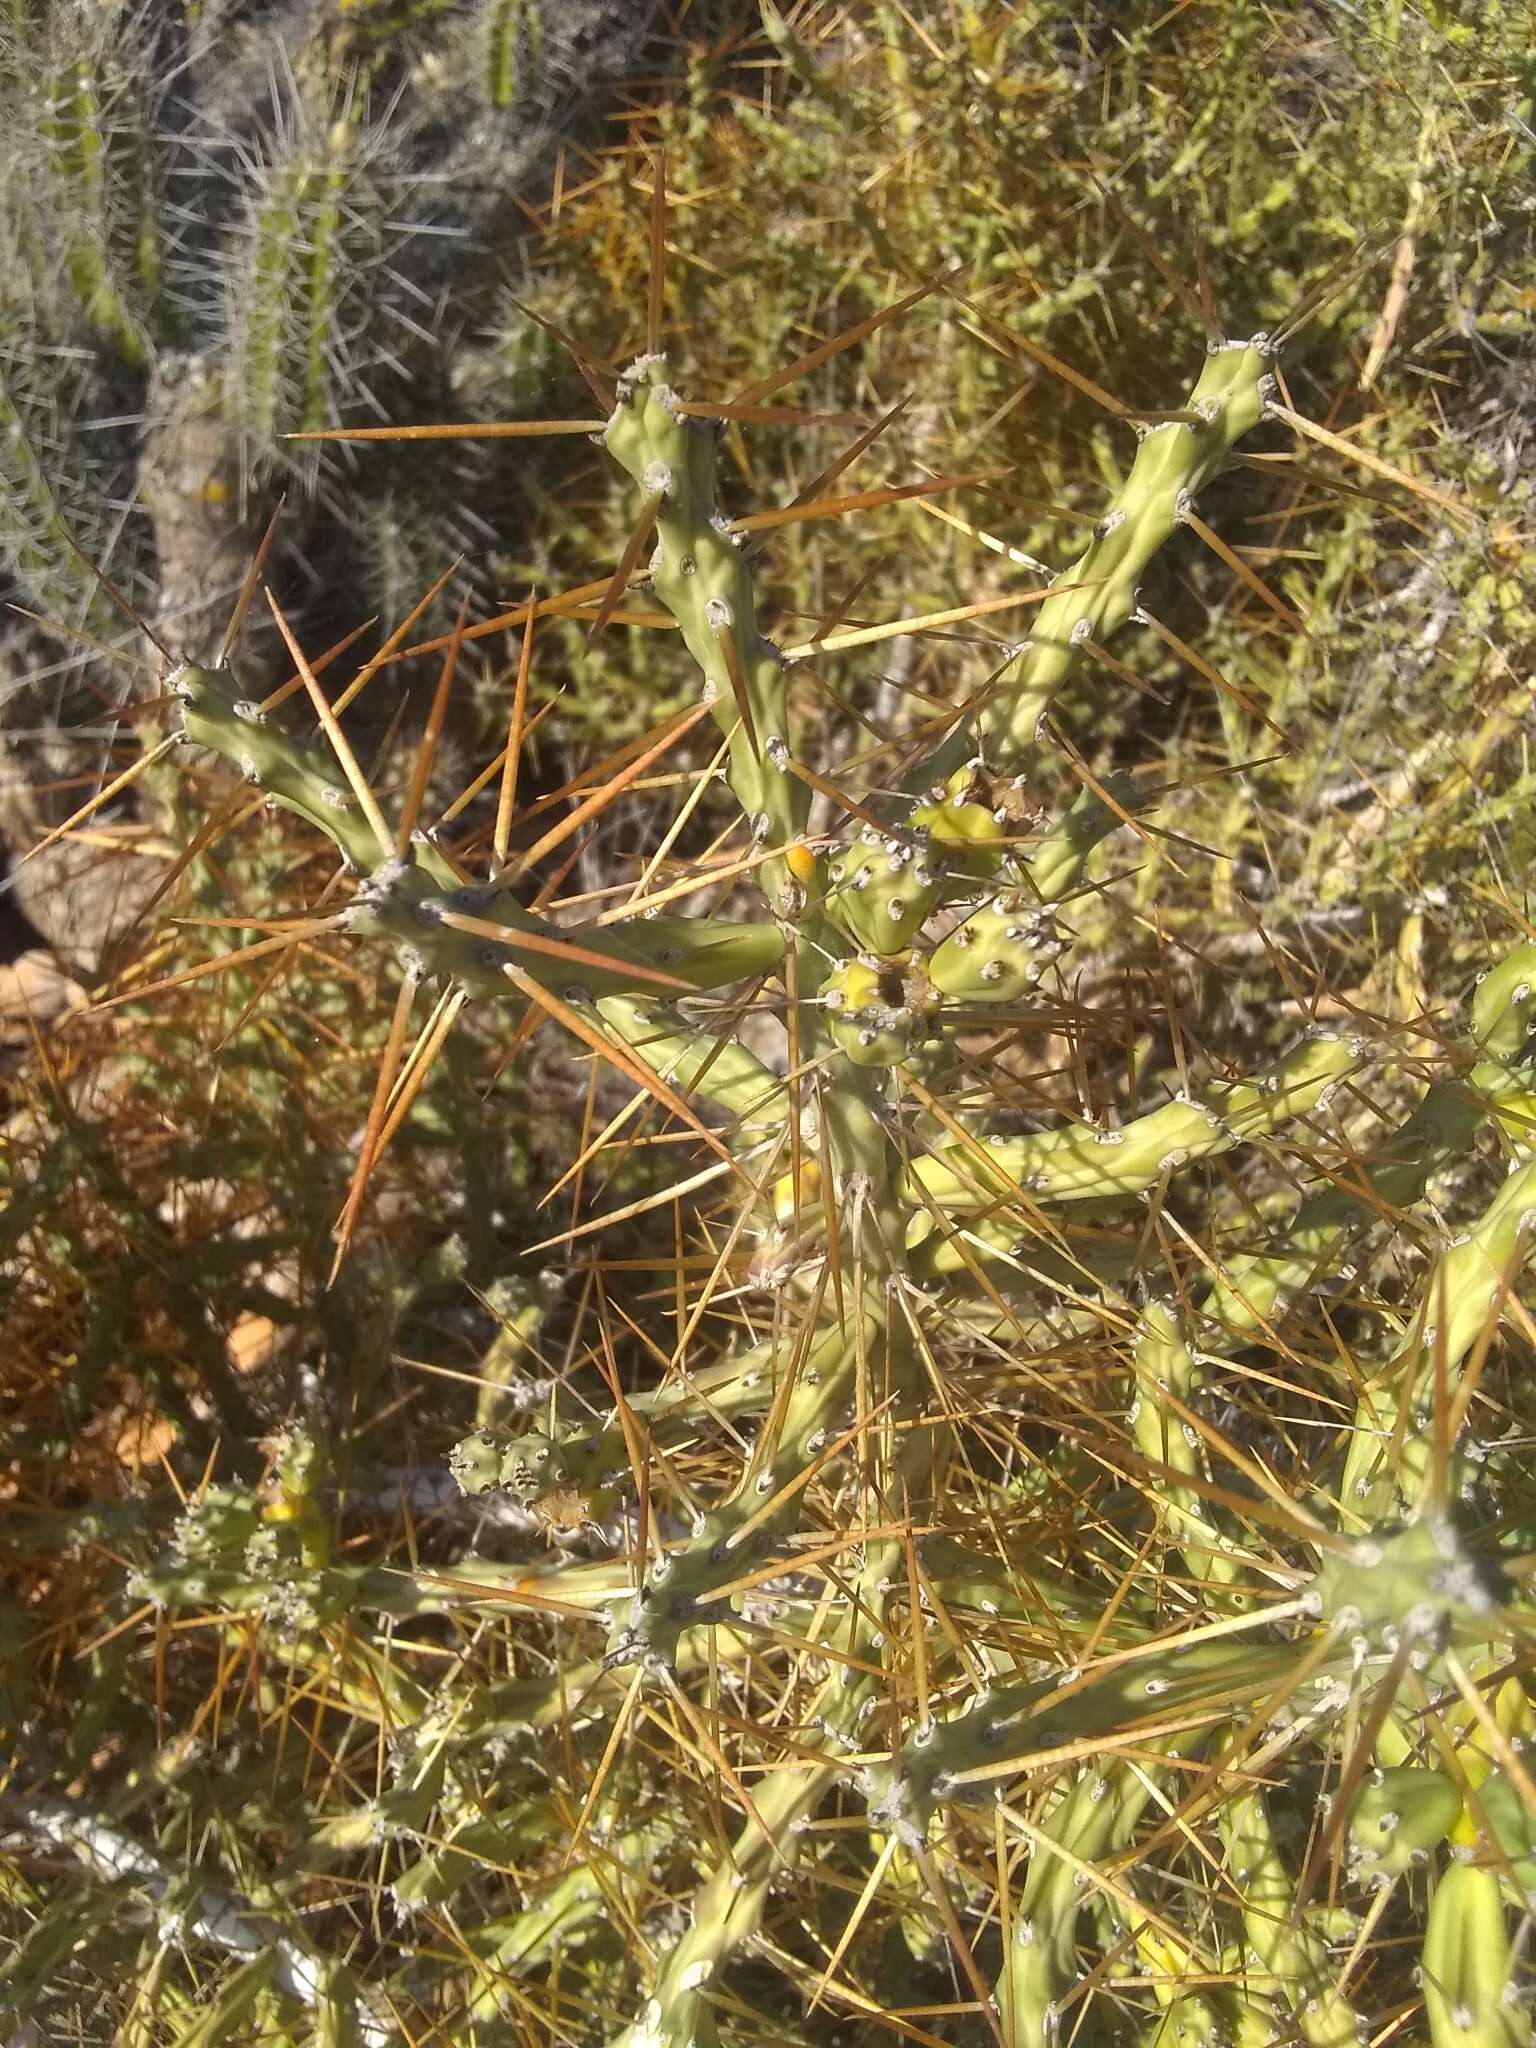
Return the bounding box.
[907,1033,1356,1225]
[1348,1768,1463,1879]
[1132,1300,1251,1591]
[602,356,810,917]
[826,825,943,955]
[864,1639,1301,1844]
[228,109,386,466]
[593,994,788,1132]
[607,1497,931,2048]
[173,660,784,1007]
[998,1761,1191,2048]
[1308,1516,1506,1661]
[480,0,547,110]
[454,1336,802,1501]
[1205,943,1536,1346]
[1338,1159,1536,1522]
[602,1291,908,1673]
[41,49,164,367]
[1422,1859,1531,2048]
[463,1824,673,2019]
[983,341,1274,763]
[1219,1787,1361,2048]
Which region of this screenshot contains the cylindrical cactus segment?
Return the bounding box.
[175,661,782,1005]
[177,659,422,876]
[865,1639,1297,1842]
[1421,1860,1530,2048]
[983,340,1274,762]
[602,1300,895,1671]
[908,763,1011,876]
[1135,1931,1228,2048]
[1338,1157,1536,1521]
[609,1748,830,2048]
[602,357,810,917]
[1132,1301,1247,1589]
[927,895,1062,1003]
[607,1519,917,2048]
[452,1344,793,1508]
[352,867,781,1002]
[227,110,386,465]
[997,1766,1168,2048]
[1209,943,1536,1344]
[632,913,788,989]
[1469,1770,1536,1895]
[481,0,546,110]
[1219,1788,1361,2048]
[907,1034,1357,1213]
[1310,1518,1504,1655]
[595,995,787,1133]
[465,1827,671,2020]
[1023,771,1148,904]
[1471,944,1536,1067]
[41,50,164,366]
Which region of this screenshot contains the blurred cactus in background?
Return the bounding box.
[4,5,1536,2048]
[0,0,663,963]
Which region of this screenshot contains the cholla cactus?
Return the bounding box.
[54,289,1529,2046]
[9,14,1536,2039]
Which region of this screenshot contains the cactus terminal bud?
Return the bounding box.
[909,765,1013,877]
[824,954,936,1067]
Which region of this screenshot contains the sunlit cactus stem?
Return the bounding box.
[174,660,783,1007]
[1219,1788,1361,2048]
[907,1033,1355,1227]
[983,340,1274,762]
[603,357,811,917]
[594,993,788,1129]
[1132,1300,1249,1589]
[1206,941,1536,1344]
[609,1503,932,2048]
[1422,1859,1530,2048]
[602,1288,912,1672]
[464,1824,671,2020]
[1339,1154,1536,1522]
[997,1763,1178,2048]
